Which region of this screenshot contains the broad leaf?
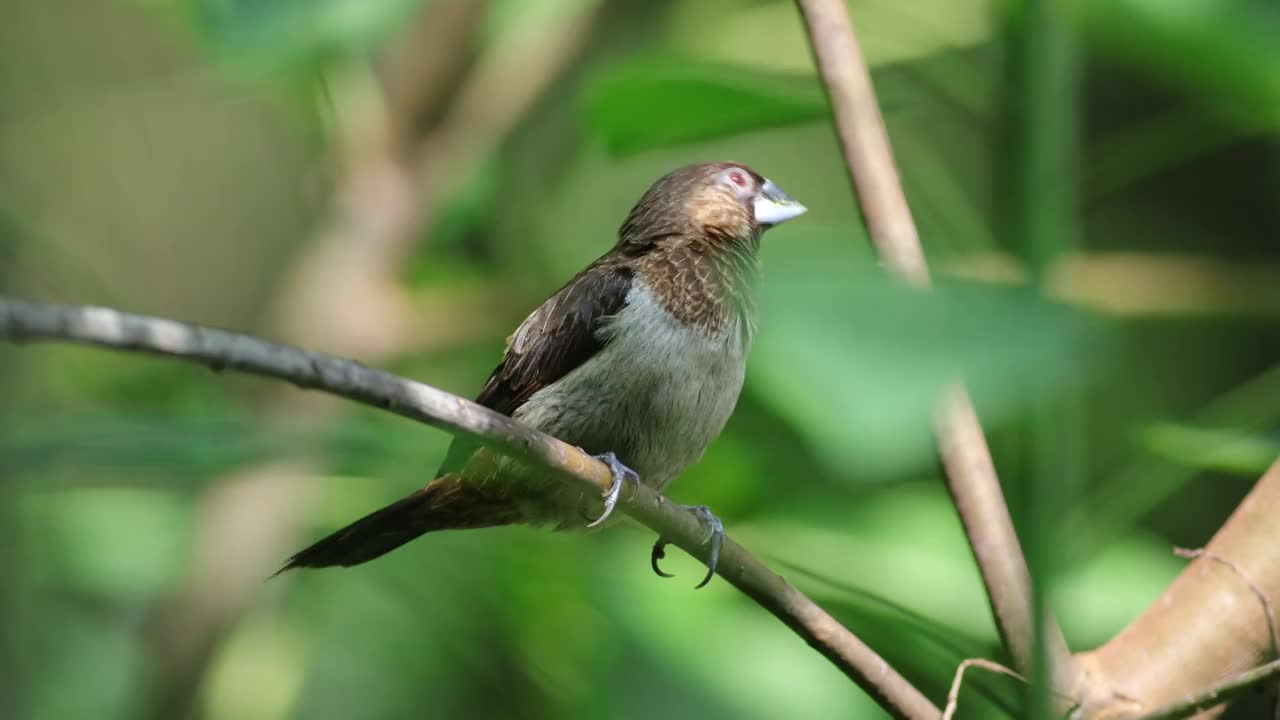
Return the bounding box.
[749,229,1110,479]
[156,0,431,71]
[582,58,829,156]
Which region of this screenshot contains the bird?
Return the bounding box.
[279,162,806,587]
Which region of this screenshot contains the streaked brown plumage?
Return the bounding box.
[280,162,805,573]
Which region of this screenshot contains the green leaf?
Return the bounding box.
[1066,364,1280,561]
[4,411,451,489]
[1142,422,1279,476]
[748,229,1110,479]
[582,58,829,157]
[4,414,282,484]
[605,541,882,720]
[165,0,431,71]
[1069,0,1280,128]
[17,487,191,599]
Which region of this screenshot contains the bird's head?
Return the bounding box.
[618,162,806,253]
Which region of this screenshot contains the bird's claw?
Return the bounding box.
[650,504,725,589]
[650,538,676,578]
[586,451,638,528]
[691,506,725,589]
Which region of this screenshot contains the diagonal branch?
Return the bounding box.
[1076,458,1280,716]
[794,0,1076,689]
[0,296,941,720]
[1132,659,1280,720]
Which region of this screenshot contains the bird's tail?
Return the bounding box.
[277,475,519,572]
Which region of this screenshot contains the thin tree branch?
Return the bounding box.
[0,297,941,720]
[942,658,1081,720]
[794,0,1075,688]
[379,0,494,152]
[943,659,1029,720]
[1131,659,1280,720]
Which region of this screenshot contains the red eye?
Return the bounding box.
[729,170,747,187]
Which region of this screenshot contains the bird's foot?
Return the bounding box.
[651,504,725,589]
[586,451,638,528]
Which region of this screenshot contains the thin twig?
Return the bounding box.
[943,659,1028,720]
[794,0,1075,688]
[0,297,942,720]
[1132,659,1280,720]
[942,658,1081,720]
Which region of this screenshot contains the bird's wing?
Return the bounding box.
[434,261,635,476]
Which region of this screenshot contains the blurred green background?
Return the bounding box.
[1,0,1278,718]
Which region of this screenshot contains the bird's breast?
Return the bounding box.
[513,281,749,492]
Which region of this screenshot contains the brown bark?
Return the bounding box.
[1075,459,1280,717]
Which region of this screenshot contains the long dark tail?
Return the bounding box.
[277,475,520,572]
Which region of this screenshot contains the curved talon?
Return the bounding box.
[648,505,726,588]
[651,538,675,578]
[691,505,725,590]
[586,451,637,528]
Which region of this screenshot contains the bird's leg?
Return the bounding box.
[585,451,638,528]
[650,504,725,589]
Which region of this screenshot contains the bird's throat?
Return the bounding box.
[634,240,759,341]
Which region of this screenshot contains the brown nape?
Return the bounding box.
[277,476,520,571]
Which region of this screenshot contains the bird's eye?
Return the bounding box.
[729,170,747,187]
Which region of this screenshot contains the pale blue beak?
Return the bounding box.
[754,179,807,228]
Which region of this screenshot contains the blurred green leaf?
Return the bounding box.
[406,156,503,288]
[24,605,145,720]
[813,591,1016,720]
[582,58,829,156]
[18,487,190,599]
[1068,363,1280,560]
[778,562,992,660]
[6,414,287,484]
[753,481,1184,648]
[202,612,304,720]
[1069,0,1280,128]
[606,547,880,719]
[1086,106,1254,202]
[1052,529,1185,647]
[164,0,431,71]
[749,229,1110,479]
[740,485,999,640]
[4,410,452,490]
[1142,422,1279,476]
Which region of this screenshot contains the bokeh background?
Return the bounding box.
[2,0,1278,718]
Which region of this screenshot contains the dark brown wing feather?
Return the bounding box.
[434,261,634,475]
[280,262,636,572]
[478,262,634,415]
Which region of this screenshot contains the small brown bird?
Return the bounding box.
[281,162,805,585]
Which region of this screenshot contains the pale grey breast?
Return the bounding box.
[513,281,749,494]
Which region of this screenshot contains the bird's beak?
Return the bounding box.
[753,179,807,228]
